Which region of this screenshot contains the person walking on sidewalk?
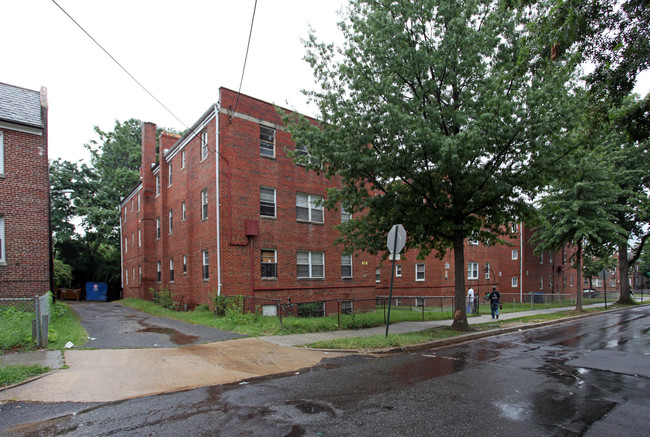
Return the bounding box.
[467,288,474,314]
[488,286,501,319]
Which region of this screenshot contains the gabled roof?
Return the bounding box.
[0,82,44,129]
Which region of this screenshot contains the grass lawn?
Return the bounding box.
[0,364,51,387]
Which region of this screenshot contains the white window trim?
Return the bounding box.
[168,209,173,234]
[156,261,161,283]
[168,163,173,187]
[202,250,209,280]
[415,263,425,282]
[260,187,277,218]
[260,125,276,158]
[297,250,325,279]
[484,263,491,280]
[512,249,518,260]
[155,175,160,196]
[296,193,324,223]
[468,262,479,280]
[395,264,402,277]
[182,201,186,221]
[169,258,175,283]
[181,150,186,169]
[512,277,518,287]
[201,189,208,220]
[261,249,277,279]
[201,131,209,161]
[341,253,353,278]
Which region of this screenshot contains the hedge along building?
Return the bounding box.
[120,88,580,314]
[120,88,378,314]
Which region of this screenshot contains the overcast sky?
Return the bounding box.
[2,0,345,164]
[2,1,648,166]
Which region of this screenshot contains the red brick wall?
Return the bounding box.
[0,125,51,298]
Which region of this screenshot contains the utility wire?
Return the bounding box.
[231,0,258,118]
[51,0,192,131]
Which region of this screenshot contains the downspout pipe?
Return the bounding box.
[214,103,222,297]
[520,221,523,303]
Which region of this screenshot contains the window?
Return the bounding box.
[512,249,518,260]
[468,238,479,245]
[415,263,425,281]
[181,150,186,169]
[131,199,134,212]
[342,300,353,315]
[137,194,141,211]
[260,187,276,218]
[511,223,519,233]
[540,252,544,264]
[124,207,127,221]
[138,229,141,247]
[395,264,402,277]
[125,269,128,285]
[168,209,173,234]
[201,131,208,160]
[297,251,324,279]
[261,250,277,278]
[341,254,352,278]
[201,189,208,220]
[168,164,172,186]
[202,250,209,280]
[138,266,142,284]
[182,201,186,221]
[169,259,174,282]
[124,237,128,253]
[468,262,479,280]
[0,131,4,174]
[512,277,518,287]
[155,175,160,196]
[296,193,323,223]
[260,125,275,157]
[296,143,308,157]
[156,217,161,239]
[484,262,491,280]
[341,205,351,223]
[156,261,161,282]
[540,276,544,290]
[610,278,616,287]
[183,255,187,274]
[375,267,381,283]
[549,275,553,289]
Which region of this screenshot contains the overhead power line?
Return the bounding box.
[231,0,258,118]
[51,0,191,131]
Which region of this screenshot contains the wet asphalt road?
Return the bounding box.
[68,301,245,349]
[2,306,648,436]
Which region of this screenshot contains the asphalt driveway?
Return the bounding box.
[68,301,245,349]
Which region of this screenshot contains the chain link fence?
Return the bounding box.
[0,295,50,352]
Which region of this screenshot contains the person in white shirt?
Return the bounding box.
[467,288,474,314]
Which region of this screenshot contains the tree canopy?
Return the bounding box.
[284,0,580,330]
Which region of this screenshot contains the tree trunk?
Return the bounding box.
[451,228,470,331]
[617,242,633,304]
[575,240,584,312]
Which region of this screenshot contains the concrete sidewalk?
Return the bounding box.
[0,303,607,403]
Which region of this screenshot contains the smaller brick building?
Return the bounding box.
[0,82,51,298]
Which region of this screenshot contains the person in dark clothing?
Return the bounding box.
[488,286,501,319]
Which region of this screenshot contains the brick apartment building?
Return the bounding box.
[120,87,579,314]
[0,82,51,298]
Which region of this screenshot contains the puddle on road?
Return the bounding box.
[137,325,199,345]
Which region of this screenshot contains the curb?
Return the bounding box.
[306,305,633,356]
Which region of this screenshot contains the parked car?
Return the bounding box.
[583,289,598,298]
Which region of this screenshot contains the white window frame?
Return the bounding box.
[260,187,276,218]
[375,267,381,283]
[156,217,161,239]
[168,209,173,234]
[155,175,160,196]
[512,277,518,287]
[540,276,544,290]
[181,150,186,169]
[341,253,353,278]
[415,263,425,281]
[182,201,186,221]
[168,163,172,186]
[341,205,351,223]
[296,193,324,223]
[137,194,141,211]
[124,237,128,254]
[169,258,174,282]
[260,125,275,158]
[540,252,544,264]
[201,131,208,161]
[512,249,518,260]
[261,249,277,279]
[183,255,187,274]
[138,265,142,284]
[138,229,141,247]
[484,262,490,280]
[395,264,402,277]
[297,250,324,279]
[201,189,208,220]
[468,238,479,245]
[202,250,209,280]
[468,262,479,280]
[511,223,519,233]
[156,261,161,282]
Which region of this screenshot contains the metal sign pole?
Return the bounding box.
[385,232,399,338]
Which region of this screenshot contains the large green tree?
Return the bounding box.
[285,0,580,330]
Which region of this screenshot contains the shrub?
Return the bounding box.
[150,288,177,310]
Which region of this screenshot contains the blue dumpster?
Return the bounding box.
[86,282,107,301]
